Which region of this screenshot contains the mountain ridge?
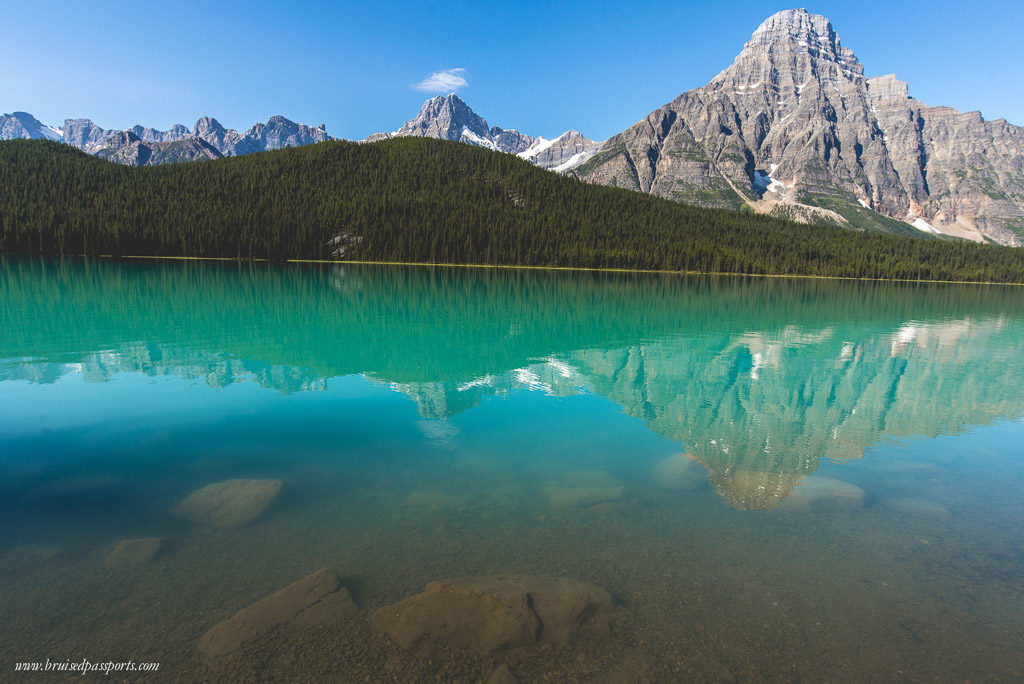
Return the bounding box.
[1,111,333,164]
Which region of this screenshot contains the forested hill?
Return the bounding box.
[2,138,1024,283]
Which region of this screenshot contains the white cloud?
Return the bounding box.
[412,68,468,93]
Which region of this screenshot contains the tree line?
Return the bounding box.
[2,137,1024,283]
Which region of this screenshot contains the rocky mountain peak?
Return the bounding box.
[61,118,116,152]
[0,111,63,141]
[193,116,226,137]
[713,7,861,88]
[577,9,1024,245]
[366,94,602,164]
[396,93,491,141]
[129,123,190,144]
[748,9,841,52]
[518,130,603,171]
[191,116,244,156]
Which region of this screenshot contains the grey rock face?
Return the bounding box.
[61,118,116,152]
[26,113,334,164]
[490,126,534,155]
[391,94,502,148]
[233,115,331,156]
[381,93,538,154]
[518,130,603,171]
[94,130,146,164]
[129,123,191,144]
[368,94,598,167]
[867,76,1024,244]
[0,111,63,141]
[95,132,222,166]
[367,94,512,152]
[575,8,1024,245]
[192,116,244,155]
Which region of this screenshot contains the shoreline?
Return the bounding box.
[8,253,1020,287]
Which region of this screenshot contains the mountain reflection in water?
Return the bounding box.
[3,257,1022,511]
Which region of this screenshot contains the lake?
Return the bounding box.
[1,257,1023,681]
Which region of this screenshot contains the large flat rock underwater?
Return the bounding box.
[174,478,285,529]
[373,575,613,657]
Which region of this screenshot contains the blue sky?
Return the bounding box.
[2,1,1021,140]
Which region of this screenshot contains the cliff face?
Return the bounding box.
[868,76,1024,244]
[576,9,1024,245]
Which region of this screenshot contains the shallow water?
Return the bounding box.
[1,258,1023,681]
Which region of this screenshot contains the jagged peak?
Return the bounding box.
[750,9,833,40]
[193,116,226,134]
[431,92,465,102]
[742,9,855,62]
[418,93,473,113]
[711,9,861,86]
[400,93,489,137]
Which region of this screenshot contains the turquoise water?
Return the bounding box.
[1,258,1023,681]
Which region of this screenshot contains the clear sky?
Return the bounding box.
[2,1,1021,140]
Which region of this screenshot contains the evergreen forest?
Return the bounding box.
[2,138,1023,283]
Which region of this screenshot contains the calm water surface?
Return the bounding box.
[1,258,1023,681]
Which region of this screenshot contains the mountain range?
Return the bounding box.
[1,112,332,163]
[2,8,1022,245]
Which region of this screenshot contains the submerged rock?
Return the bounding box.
[372,575,612,656]
[710,470,803,511]
[198,569,358,658]
[104,538,162,569]
[777,476,865,512]
[486,663,520,684]
[174,478,284,529]
[651,453,707,491]
[883,497,952,521]
[547,486,624,510]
